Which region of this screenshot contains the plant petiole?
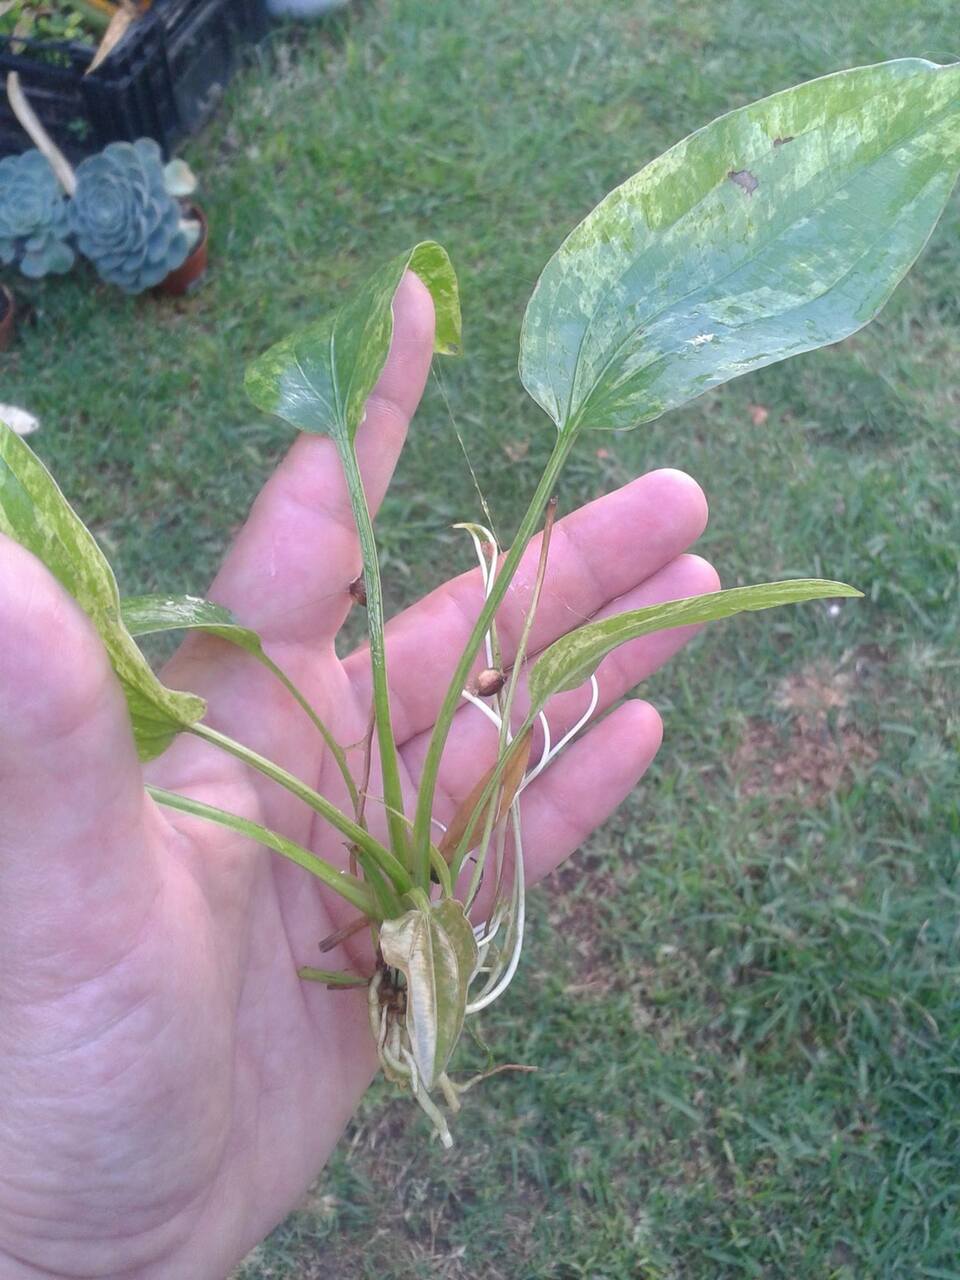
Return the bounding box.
[186,720,411,894]
[411,429,577,884]
[298,967,370,988]
[148,785,378,917]
[497,495,557,757]
[258,651,360,818]
[334,435,411,868]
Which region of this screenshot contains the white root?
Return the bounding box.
[465,804,526,1013]
[522,674,600,788]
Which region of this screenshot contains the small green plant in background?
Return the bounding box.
[0,137,199,288]
[0,75,202,290]
[0,1,108,65]
[0,1,102,43]
[1,58,958,1146]
[69,138,197,292]
[0,147,74,275]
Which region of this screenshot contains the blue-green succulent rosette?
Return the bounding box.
[69,139,190,294]
[0,149,75,278]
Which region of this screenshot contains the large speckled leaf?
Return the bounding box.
[244,240,460,441]
[529,580,862,709]
[379,899,479,1091]
[520,59,960,433]
[0,424,205,760]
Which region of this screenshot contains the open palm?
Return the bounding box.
[0,276,717,1279]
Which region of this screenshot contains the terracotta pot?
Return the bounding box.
[155,204,208,297]
[0,284,14,352]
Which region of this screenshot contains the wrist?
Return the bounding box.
[0,1197,223,1280]
[0,1237,224,1280]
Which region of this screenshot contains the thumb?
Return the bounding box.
[0,533,157,991]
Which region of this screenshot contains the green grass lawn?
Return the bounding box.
[3,1,959,1275]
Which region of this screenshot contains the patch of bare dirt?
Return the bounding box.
[733,648,884,802]
[544,863,621,995]
[284,1090,554,1280]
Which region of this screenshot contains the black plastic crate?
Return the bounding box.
[0,0,272,161]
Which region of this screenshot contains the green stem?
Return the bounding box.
[497,496,556,753]
[355,847,405,919]
[187,721,412,895]
[335,436,411,866]
[148,785,377,917]
[462,778,502,908]
[259,653,360,817]
[460,501,555,901]
[450,717,534,882]
[411,430,576,885]
[299,967,369,987]
[366,788,454,896]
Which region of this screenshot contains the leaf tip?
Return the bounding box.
[407,240,462,358]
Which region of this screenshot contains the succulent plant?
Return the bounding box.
[0,149,75,278]
[69,139,190,294]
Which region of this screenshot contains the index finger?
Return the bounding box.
[344,467,709,743]
[203,272,437,647]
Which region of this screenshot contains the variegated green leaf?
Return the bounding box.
[520,59,960,434]
[121,594,266,655]
[379,898,479,1091]
[245,242,461,874]
[529,580,862,709]
[122,593,362,812]
[244,240,460,442]
[0,424,205,760]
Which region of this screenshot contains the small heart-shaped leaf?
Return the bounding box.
[245,240,460,444]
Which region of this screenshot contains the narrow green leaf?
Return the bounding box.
[355,847,406,920]
[244,240,460,442]
[298,967,368,987]
[0,425,204,760]
[148,785,377,918]
[379,898,479,1090]
[529,580,862,709]
[520,59,960,433]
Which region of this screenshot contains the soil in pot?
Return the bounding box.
[0,285,15,352]
[156,205,208,298]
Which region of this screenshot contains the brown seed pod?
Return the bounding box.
[348,575,367,606]
[475,667,506,697]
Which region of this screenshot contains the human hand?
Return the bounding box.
[0,275,717,1279]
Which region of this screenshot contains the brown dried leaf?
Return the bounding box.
[85,2,139,75]
[728,168,759,195]
[438,728,533,860]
